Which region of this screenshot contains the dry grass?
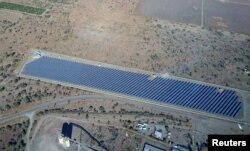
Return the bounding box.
[0,0,248,93]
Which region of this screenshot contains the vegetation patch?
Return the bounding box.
[0,2,45,15]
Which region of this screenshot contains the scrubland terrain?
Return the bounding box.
[0,0,249,151]
[0,0,249,96]
[29,98,249,151]
[0,117,29,151]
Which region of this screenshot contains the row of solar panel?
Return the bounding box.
[22,56,242,117]
[58,67,241,117]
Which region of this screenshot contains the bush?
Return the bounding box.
[99,106,106,113]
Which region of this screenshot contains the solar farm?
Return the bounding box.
[20,52,242,118]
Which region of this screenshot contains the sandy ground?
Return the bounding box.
[137,0,250,34]
[0,0,249,150]
[136,0,202,25]
[30,115,169,151]
[0,0,249,94]
[30,119,68,151]
[0,117,29,151]
[29,97,250,150]
[204,0,250,34]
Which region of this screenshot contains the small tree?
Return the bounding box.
[99,106,106,113]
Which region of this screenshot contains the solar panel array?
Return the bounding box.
[22,56,242,117]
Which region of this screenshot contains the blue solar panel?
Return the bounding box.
[21,56,242,117]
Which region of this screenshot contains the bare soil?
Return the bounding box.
[0,1,249,150]
[0,0,249,95]
[0,117,29,151]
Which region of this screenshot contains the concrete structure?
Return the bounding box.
[154,130,163,140]
[58,135,70,148]
[58,122,73,148]
[143,143,165,151]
